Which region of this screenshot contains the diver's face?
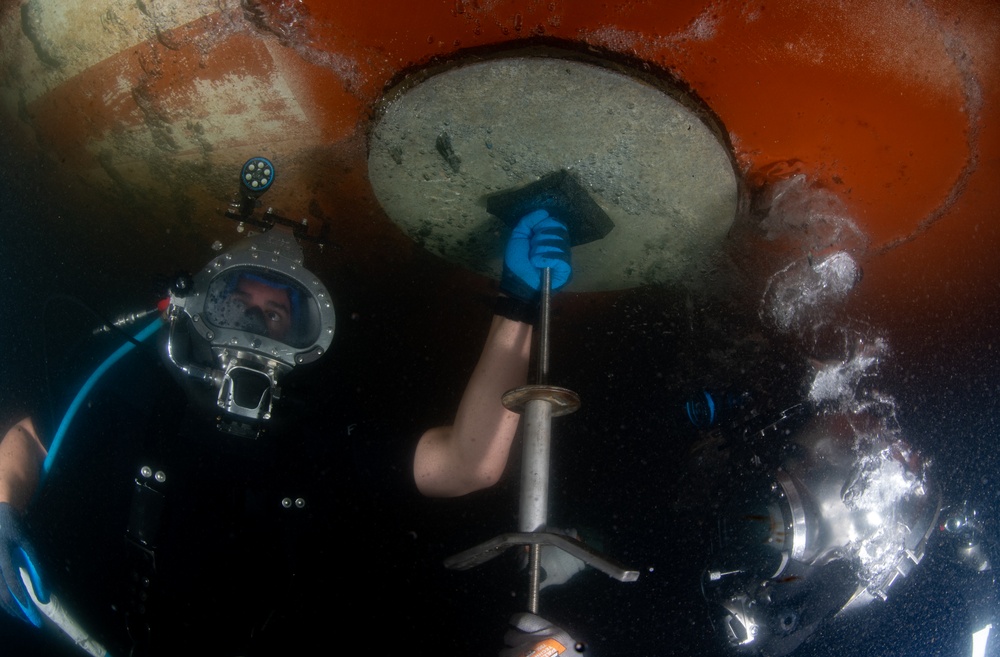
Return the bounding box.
[233,277,293,340]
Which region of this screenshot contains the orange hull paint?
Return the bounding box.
[1,0,997,349]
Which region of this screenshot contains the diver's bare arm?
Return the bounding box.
[0,418,46,511]
[414,314,532,497]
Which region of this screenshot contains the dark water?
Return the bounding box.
[2,132,999,657]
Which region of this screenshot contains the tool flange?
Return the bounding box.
[502,384,581,417]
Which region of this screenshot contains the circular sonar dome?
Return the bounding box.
[367,52,740,292]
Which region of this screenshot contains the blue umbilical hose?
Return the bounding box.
[41,317,164,482]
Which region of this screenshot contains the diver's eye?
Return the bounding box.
[266,311,282,323]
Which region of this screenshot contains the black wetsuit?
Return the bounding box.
[26,334,427,656]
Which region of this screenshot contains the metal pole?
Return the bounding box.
[518,268,553,613]
[537,268,552,385]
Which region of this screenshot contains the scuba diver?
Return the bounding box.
[0,160,577,656]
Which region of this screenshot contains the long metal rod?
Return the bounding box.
[518,267,554,613]
[519,397,553,613]
[537,268,552,385]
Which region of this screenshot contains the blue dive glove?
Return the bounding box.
[500,210,573,303]
[0,502,47,627]
[501,612,583,657]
